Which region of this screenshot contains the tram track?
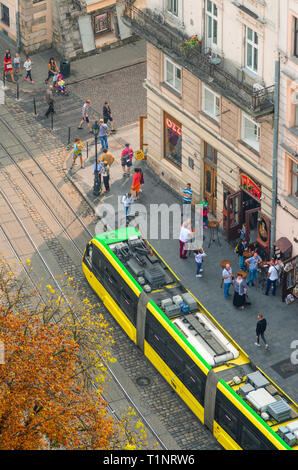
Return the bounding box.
[0,113,220,450]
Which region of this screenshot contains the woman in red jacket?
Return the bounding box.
[131,169,142,200]
[3,52,16,82]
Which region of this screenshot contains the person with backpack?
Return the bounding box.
[121,143,134,176]
[103,101,116,133]
[73,137,84,168]
[265,259,280,296]
[236,239,247,270]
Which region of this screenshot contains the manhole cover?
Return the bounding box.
[136,376,151,387]
[271,359,298,379]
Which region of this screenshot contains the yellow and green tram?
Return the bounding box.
[82,227,298,450]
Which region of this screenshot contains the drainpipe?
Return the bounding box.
[16,0,21,52]
[270,54,280,258]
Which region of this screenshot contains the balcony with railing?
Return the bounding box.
[122,4,274,118]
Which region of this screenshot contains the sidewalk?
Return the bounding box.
[64,121,298,404]
[0,34,146,92]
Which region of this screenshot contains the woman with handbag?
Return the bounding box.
[3,52,16,82]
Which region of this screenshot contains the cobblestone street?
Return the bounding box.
[68,62,147,129]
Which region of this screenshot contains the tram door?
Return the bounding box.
[226,191,242,242]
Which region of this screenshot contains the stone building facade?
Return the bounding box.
[0,0,139,58]
[276,0,298,256]
[123,0,279,255]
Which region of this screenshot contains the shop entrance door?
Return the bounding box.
[226,191,242,242]
[245,207,259,243]
[204,162,217,215]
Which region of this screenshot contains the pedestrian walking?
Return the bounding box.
[13,52,21,76]
[255,314,269,349]
[93,159,104,188]
[45,85,55,118]
[222,263,233,298]
[237,239,247,270]
[131,168,142,200]
[73,137,84,168]
[265,259,280,296]
[179,219,194,259]
[121,143,134,176]
[99,118,109,151]
[200,197,209,228]
[103,101,116,133]
[46,57,59,83]
[246,251,262,286]
[102,162,110,192]
[182,183,192,205]
[233,273,247,309]
[194,248,206,277]
[100,148,115,166]
[23,56,34,83]
[78,99,92,132]
[122,192,134,218]
[3,51,16,82]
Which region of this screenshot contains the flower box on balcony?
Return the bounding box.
[179,35,202,57]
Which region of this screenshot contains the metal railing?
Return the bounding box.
[123,5,274,116]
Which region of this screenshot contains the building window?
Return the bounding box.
[202,84,220,121]
[206,0,218,47]
[242,113,260,151]
[94,12,110,34]
[164,112,182,169]
[1,3,10,27]
[291,162,298,199]
[245,27,258,73]
[294,17,298,57]
[164,57,181,93]
[167,0,178,16]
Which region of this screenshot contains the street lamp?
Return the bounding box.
[92,120,101,196]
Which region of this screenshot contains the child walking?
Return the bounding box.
[13,53,21,75]
[194,248,206,278]
[24,56,35,83]
[73,137,84,169]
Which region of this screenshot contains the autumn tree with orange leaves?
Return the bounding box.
[0,258,154,450]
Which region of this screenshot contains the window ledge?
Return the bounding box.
[238,139,260,157]
[282,195,298,211]
[199,111,220,127]
[288,126,298,139]
[160,81,182,99]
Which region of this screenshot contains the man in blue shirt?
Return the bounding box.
[245,251,262,286]
[222,263,233,298]
[182,183,192,204]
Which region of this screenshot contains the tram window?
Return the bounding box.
[92,246,104,277]
[183,365,203,402]
[120,286,137,325]
[84,243,93,269]
[240,426,262,450]
[217,403,239,441]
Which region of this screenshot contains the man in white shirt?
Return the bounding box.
[179,220,194,259]
[122,192,134,218]
[265,259,279,296]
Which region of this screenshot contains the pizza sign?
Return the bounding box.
[240,173,262,199]
[166,118,182,136]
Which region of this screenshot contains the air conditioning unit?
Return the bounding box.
[253,83,265,93]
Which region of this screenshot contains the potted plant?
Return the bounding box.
[179,34,202,57]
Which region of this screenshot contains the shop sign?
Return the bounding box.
[166,118,182,136]
[240,173,261,200]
